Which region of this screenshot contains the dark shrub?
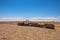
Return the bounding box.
[44,24,55,29]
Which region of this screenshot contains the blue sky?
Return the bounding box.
[0,0,60,18]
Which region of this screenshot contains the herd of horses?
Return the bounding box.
[18,21,55,29]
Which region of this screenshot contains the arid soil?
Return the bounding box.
[0,23,60,40]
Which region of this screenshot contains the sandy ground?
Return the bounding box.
[0,24,60,40]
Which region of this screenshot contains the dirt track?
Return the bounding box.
[0,24,60,40]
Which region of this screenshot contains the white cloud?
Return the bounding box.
[0,17,26,21]
[0,16,60,22]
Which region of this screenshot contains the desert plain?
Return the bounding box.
[0,22,60,40]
